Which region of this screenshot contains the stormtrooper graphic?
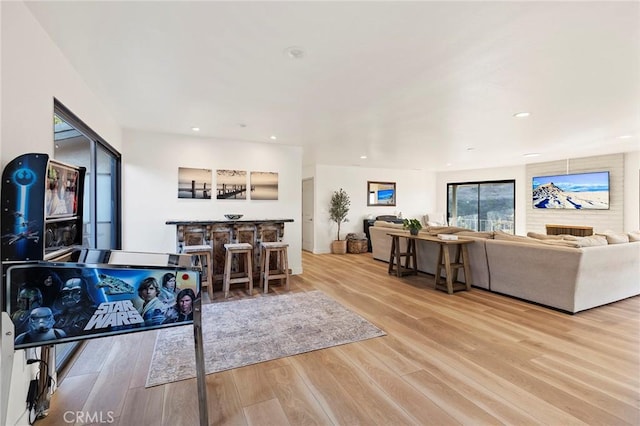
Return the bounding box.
[15,307,66,344]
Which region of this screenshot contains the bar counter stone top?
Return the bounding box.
[166,219,294,225]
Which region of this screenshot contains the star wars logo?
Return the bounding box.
[83,301,144,330]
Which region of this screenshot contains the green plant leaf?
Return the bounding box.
[329,188,350,240]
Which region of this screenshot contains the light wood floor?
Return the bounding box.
[39,251,639,425]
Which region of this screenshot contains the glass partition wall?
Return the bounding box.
[447,180,515,233]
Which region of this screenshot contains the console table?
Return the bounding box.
[387,232,474,294]
[546,224,593,237]
[166,219,294,287]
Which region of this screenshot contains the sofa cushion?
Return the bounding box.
[556,234,608,247]
[526,233,608,247]
[597,231,630,244]
[373,220,405,229]
[527,232,606,247]
[494,230,544,244]
[527,232,563,240]
[424,225,472,235]
[540,239,588,248]
[627,231,640,242]
[494,230,585,247]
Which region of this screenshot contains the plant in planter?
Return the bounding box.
[403,218,422,235]
[329,188,350,254]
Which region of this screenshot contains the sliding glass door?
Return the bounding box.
[54,101,121,250]
[447,180,515,233]
[95,144,119,249]
[53,100,121,368]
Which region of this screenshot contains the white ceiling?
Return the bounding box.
[26,1,640,171]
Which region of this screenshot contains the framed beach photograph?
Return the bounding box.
[217,169,247,200]
[250,171,278,200]
[178,167,212,199]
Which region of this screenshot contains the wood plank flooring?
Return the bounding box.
[38,251,639,425]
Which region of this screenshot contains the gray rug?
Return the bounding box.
[145,290,386,387]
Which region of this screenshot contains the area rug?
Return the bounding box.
[145,290,385,387]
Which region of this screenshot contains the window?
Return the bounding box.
[447,180,515,233]
[53,100,122,368]
[54,100,121,250]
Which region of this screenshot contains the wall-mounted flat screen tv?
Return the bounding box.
[377,189,394,201]
[532,171,609,209]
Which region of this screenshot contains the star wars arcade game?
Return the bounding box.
[1,153,208,425]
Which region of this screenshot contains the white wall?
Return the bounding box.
[122,129,303,273]
[0,4,121,165]
[312,165,436,253]
[624,151,640,232]
[0,3,122,425]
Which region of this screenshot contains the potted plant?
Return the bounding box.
[329,188,350,254]
[403,218,422,235]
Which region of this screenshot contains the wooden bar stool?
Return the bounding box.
[182,244,214,300]
[260,242,290,294]
[223,243,253,298]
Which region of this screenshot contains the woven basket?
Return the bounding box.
[347,239,368,254]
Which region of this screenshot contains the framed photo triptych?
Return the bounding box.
[178,168,278,201]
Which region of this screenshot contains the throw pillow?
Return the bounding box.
[597,232,630,244]
[566,235,608,247]
[527,232,563,240]
[538,239,582,248]
[493,230,545,244]
[628,231,640,242]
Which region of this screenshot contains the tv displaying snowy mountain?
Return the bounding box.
[532,171,609,209]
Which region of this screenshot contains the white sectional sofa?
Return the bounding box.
[368,221,640,313]
[486,238,640,313]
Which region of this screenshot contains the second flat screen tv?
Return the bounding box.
[532,171,609,209]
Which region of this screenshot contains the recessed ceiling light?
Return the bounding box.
[238,123,247,128]
[466,147,475,151]
[360,155,367,159]
[618,134,633,139]
[523,153,540,157]
[191,127,200,132]
[446,163,452,167]
[513,112,531,118]
[270,135,277,140]
[284,46,305,59]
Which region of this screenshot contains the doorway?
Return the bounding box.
[302,178,314,252]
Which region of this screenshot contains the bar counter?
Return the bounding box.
[166,219,294,285]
